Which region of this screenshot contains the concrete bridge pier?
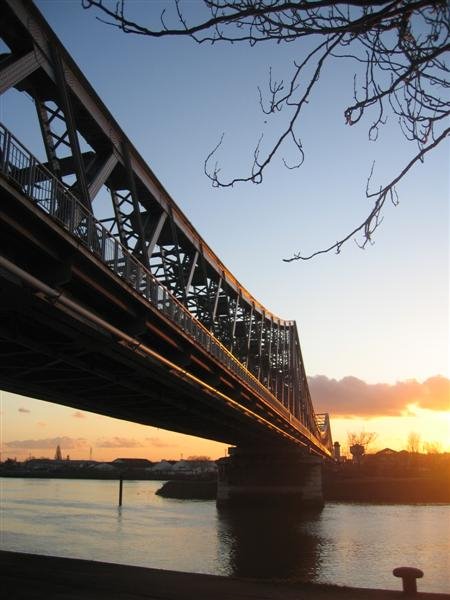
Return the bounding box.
[216,446,324,509]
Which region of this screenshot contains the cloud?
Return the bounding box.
[95,437,177,449]
[72,411,86,419]
[37,422,46,428]
[308,375,450,417]
[96,437,144,448]
[18,407,30,414]
[5,436,89,449]
[145,436,178,448]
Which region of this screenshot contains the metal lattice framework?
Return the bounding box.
[0,0,332,454]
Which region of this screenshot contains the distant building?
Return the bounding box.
[171,460,217,475]
[112,458,153,468]
[23,458,98,471]
[151,460,174,473]
[333,442,341,461]
[25,458,58,472]
[375,448,398,456]
[92,462,116,472]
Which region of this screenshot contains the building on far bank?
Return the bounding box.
[112,458,153,469]
[333,442,341,462]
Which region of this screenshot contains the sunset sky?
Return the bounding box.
[0,1,448,461]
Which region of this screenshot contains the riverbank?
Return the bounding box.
[323,475,450,503]
[155,474,450,503]
[2,551,448,600]
[2,470,449,503]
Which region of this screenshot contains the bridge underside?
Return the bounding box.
[0,177,310,450]
[0,0,332,457]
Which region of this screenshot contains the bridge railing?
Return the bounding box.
[0,123,331,452]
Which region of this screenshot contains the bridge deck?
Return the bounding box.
[2,551,447,600]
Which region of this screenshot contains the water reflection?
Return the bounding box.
[3,480,448,592]
[217,506,322,580]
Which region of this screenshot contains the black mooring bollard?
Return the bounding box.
[118,477,123,506]
[393,567,424,594]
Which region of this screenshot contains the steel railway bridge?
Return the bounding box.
[0,0,332,502]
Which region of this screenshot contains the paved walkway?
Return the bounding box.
[1,551,448,600]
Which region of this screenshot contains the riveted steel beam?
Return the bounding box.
[121,142,149,266]
[245,303,254,369]
[35,99,67,177]
[0,50,40,95]
[87,151,118,200]
[185,250,198,296]
[147,211,167,260]
[49,46,91,210]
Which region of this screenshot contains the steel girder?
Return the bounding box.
[0,0,332,453]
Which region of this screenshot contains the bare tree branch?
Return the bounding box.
[83,0,450,260]
[284,125,450,261]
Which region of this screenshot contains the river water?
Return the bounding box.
[1,478,449,593]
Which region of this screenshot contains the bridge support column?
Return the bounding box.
[216,446,323,509]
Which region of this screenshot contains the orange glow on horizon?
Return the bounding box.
[331,408,450,455]
[1,390,449,462]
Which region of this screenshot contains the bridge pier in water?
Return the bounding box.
[216,446,324,509]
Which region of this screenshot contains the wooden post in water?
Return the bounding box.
[118,477,123,506]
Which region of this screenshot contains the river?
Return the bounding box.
[1,478,449,593]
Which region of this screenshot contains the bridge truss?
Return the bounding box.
[0,0,332,456]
